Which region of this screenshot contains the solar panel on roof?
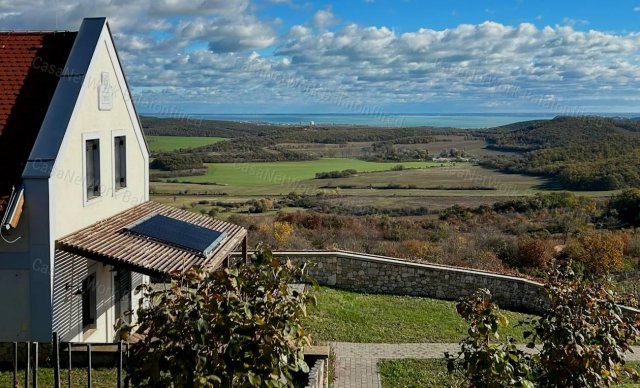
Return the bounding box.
[126,214,226,257]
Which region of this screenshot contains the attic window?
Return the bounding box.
[85,139,101,199]
[114,136,127,189]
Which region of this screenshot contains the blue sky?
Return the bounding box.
[258,0,639,35]
[2,0,640,114]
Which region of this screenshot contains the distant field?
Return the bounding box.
[146,135,226,152]
[154,160,554,197]
[173,159,452,187]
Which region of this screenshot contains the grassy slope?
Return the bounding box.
[305,287,534,344]
[378,359,640,388]
[146,135,226,152]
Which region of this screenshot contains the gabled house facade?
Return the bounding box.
[0,18,247,343]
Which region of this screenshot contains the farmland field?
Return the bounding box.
[152,159,555,197]
[146,135,227,152]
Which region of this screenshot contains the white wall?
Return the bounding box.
[52,251,118,343]
[50,26,148,239]
[48,23,150,342]
[0,21,150,343]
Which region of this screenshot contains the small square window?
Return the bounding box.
[114,136,127,189]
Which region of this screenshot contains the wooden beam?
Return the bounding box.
[242,236,248,264]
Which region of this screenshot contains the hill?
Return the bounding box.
[480,116,640,190]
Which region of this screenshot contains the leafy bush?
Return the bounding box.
[448,269,640,387]
[119,250,315,387]
[150,154,204,171]
[249,198,275,213]
[515,235,553,269]
[445,289,535,387]
[314,169,357,179]
[564,232,626,276]
[533,269,639,387]
[608,189,640,227]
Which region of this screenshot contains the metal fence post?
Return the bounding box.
[87,344,92,388]
[117,340,123,388]
[124,342,130,388]
[12,342,17,388]
[67,344,72,388]
[53,332,60,388]
[24,342,30,388]
[33,342,38,388]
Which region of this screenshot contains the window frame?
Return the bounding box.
[81,272,97,331]
[82,132,102,206]
[112,130,127,192]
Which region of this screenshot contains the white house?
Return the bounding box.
[0,18,247,343]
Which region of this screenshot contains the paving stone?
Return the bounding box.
[330,342,640,387]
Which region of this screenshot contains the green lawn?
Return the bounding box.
[378,359,640,388]
[146,135,227,152]
[0,368,119,388]
[305,287,534,344]
[176,159,453,187]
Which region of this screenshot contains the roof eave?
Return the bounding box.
[23,17,107,179]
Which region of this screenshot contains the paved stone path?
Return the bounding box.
[330,342,640,388]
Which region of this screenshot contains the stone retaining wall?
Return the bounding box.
[235,249,640,316]
[286,251,548,313]
[305,359,328,388]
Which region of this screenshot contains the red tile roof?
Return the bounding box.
[0,32,77,198]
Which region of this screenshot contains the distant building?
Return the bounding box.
[0,18,247,342]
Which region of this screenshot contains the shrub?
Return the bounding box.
[273,221,294,246]
[314,169,357,179]
[448,269,640,387]
[249,198,274,213]
[608,189,640,227]
[565,232,626,275]
[515,235,553,269]
[533,269,640,387]
[445,289,535,387]
[119,250,315,387]
[150,154,204,171]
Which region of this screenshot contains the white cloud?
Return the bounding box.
[562,17,589,27]
[0,1,638,112]
[177,15,276,52]
[312,7,337,29]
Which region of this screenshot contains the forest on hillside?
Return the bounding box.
[479,117,640,190]
[143,115,640,190]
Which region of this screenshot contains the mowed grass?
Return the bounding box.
[378,359,640,388]
[158,161,556,198]
[0,368,119,387]
[305,287,534,344]
[146,135,226,152]
[176,158,452,187]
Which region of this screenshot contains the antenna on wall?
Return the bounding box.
[0,186,23,244]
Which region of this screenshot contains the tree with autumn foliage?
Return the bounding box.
[564,231,626,276]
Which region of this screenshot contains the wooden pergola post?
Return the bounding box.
[242,236,249,264]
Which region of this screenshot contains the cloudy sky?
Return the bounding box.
[2,0,640,114]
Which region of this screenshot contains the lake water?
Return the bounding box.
[144,113,556,129]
